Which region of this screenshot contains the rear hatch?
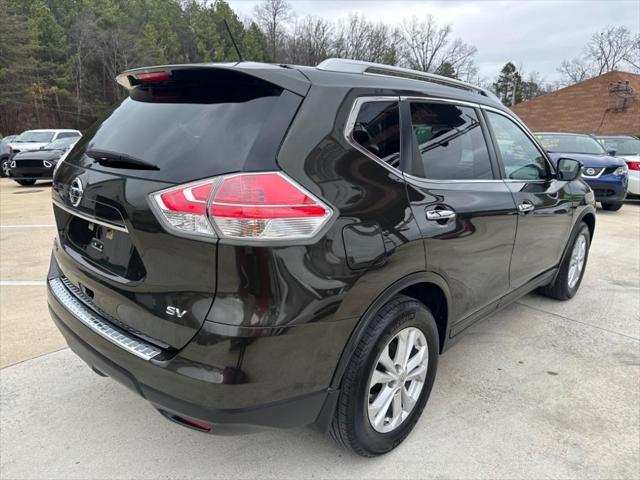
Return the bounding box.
[52,65,307,349]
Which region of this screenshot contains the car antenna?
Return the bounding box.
[223,19,244,63]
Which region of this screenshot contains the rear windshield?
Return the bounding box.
[65,69,300,183]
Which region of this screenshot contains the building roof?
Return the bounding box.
[512,71,640,136]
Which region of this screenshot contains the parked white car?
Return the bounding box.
[595,135,640,197]
[8,129,81,155]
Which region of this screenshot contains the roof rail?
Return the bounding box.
[316,58,495,99]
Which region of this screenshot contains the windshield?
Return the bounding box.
[596,137,640,156]
[536,134,606,155]
[17,131,55,143]
[44,137,77,150]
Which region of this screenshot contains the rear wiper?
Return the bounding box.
[86,149,160,170]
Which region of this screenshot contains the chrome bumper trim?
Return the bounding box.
[49,277,161,360]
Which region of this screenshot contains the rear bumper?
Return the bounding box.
[49,305,329,433]
[46,253,349,433]
[584,174,628,203]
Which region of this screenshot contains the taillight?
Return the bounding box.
[626,160,640,171]
[150,172,333,242]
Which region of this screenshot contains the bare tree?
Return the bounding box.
[333,14,396,63]
[557,58,592,84]
[558,25,639,85]
[587,25,638,75]
[253,0,291,62]
[397,15,477,80]
[284,15,332,65]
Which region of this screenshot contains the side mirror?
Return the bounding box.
[607,149,617,157]
[557,158,582,181]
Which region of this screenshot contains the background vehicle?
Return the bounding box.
[0,140,12,177]
[47,60,595,456]
[9,136,79,185]
[1,134,19,143]
[536,132,628,211]
[594,135,640,197]
[8,129,81,155]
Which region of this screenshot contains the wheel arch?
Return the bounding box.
[329,271,451,391]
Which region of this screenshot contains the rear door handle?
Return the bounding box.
[426,209,456,221]
[518,201,535,214]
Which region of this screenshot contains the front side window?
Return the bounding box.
[409,102,493,180]
[352,101,401,168]
[487,112,548,181]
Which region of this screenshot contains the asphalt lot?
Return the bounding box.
[0,177,638,479]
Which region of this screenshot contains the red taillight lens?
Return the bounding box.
[210,173,327,219]
[626,160,640,171]
[151,172,332,242]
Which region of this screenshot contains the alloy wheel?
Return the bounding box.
[567,234,587,289]
[367,327,428,433]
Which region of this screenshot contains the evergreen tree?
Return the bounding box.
[493,62,523,106]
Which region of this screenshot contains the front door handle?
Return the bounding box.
[426,209,456,221]
[518,201,535,214]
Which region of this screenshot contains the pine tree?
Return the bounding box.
[493,62,523,106]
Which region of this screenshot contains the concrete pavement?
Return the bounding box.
[0,177,638,479]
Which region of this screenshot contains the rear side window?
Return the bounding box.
[352,101,401,168]
[65,69,299,183]
[409,102,493,180]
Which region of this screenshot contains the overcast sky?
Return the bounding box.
[227,0,640,83]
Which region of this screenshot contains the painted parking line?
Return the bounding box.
[0,281,47,286]
[0,225,55,228]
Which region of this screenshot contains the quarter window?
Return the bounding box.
[486,112,548,180]
[352,101,401,168]
[409,102,493,180]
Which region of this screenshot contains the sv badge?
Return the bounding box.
[166,306,188,318]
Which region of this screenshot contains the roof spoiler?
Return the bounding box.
[116,62,311,97]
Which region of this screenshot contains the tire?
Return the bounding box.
[601,202,623,211]
[0,158,8,178]
[329,295,439,456]
[539,222,590,300]
[16,179,36,186]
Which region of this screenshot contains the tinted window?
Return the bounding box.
[352,101,401,168]
[536,133,606,155]
[65,70,294,183]
[487,112,548,180]
[409,102,492,180]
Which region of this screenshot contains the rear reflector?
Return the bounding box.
[173,415,211,432]
[150,172,332,242]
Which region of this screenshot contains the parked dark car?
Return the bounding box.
[0,140,12,177]
[47,59,596,456]
[535,132,628,211]
[9,136,79,185]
